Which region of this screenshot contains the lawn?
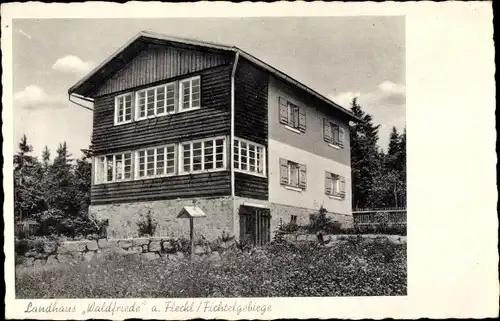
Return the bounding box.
[16,237,407,298]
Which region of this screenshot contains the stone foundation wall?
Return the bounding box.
[89,197,234,241]
[16,236,236,269]
[233,197,353,240]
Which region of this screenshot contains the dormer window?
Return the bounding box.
[114,93,133,125]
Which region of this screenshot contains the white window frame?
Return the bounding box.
[179,136,227,175]
[179,76,201,112]
[287,161,301,188]
[233,137,266,177]
[134,144,176,180]
[328,121,344,148]
[135,82,176,121]
[287,102,300,130]
[114,93,134,125]
[326,171,346,199]
[94,151,133,184]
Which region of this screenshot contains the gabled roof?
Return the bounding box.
[69,30,360,122]
[177,206,207,219]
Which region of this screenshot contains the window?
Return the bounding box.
[325,171,346,198]
[278,97,306,133]
[136,145,176,179]
[180,137,225,173]
[323,119,345,148]
[233,138,266,176]
[179,76,201,112]
[136,83,176,120]
[290,215,297,224]
[115,94,133,125]
[279,158,306,190]
[95,152,133,184]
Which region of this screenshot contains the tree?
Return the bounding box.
[41,146,51,170]
[349,98,383,209]
[44,142,79,216]
[13,135,45,221]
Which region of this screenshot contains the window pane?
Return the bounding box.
[233,139,240,169]
[182,144,191,172]
[166,84,175,113]
[124,153,132,179]
[138,92,146,118]
[215,139,224,169]
[97,157,105,183]
[192,142,202,171]
[249,145,255,172]
[256,147,264,174]
[290,163,299,187]
[156,147,165,175]
[204,140,214,170]
[192,78,200,108]
[138,151,145,177]
[106,155,113,182]
[146,149,155,176]
[182,81,190,110]
[115,154,123,180]
[240,142,247,171]
[117,97,124,121]
[156,87,165,114]
[147,89,155,117]
[166,146,175,174]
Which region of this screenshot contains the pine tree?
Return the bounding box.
[349,98,383,209]
[13,135,44,221]
[45,142,78,216]
[42,146,51,170]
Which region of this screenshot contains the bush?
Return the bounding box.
[137,209,157,237]
[15,237,407,298]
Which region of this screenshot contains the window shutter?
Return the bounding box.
[325,172,332,194]
[298,107,306,132]
[299,164,307,189]
[278,97,288,124]
[340,176,346,195]
[323,119,332,143]
[279,158,289,185]
[339,127,345,148]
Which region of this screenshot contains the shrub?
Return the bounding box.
[137,209,157,237]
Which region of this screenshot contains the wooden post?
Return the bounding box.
[189,217,194,260]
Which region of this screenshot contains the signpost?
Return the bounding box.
[176,206,207,259]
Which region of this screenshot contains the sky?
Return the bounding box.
[12,17,405,159]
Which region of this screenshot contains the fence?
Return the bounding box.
[352,208,407,227]
[15,220,40,237]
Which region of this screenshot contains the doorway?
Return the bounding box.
[239,205,271,246]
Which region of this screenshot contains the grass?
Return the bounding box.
[16,238,406,298]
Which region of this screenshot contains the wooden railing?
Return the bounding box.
[352,208,407,227]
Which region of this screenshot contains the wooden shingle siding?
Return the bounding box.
[234,58,269,146]
[234,58,269,200]
[93,44,231,97]
[234,172,268,200]
[91,171,230,205]
[91,64,232,154]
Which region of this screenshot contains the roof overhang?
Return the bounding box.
[68,30,361,122]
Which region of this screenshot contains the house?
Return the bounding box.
[68,31,360,244]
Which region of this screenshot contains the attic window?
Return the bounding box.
[115,93,133,125]
[136,82,176,120]
[179,76,201,112]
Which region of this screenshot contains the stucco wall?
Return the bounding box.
[268,139,352,215]
[89,197,233,241]
[267,76,351,167]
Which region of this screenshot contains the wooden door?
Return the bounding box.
[239,206,271,246]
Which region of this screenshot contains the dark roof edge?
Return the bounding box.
[68,30,361,122]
